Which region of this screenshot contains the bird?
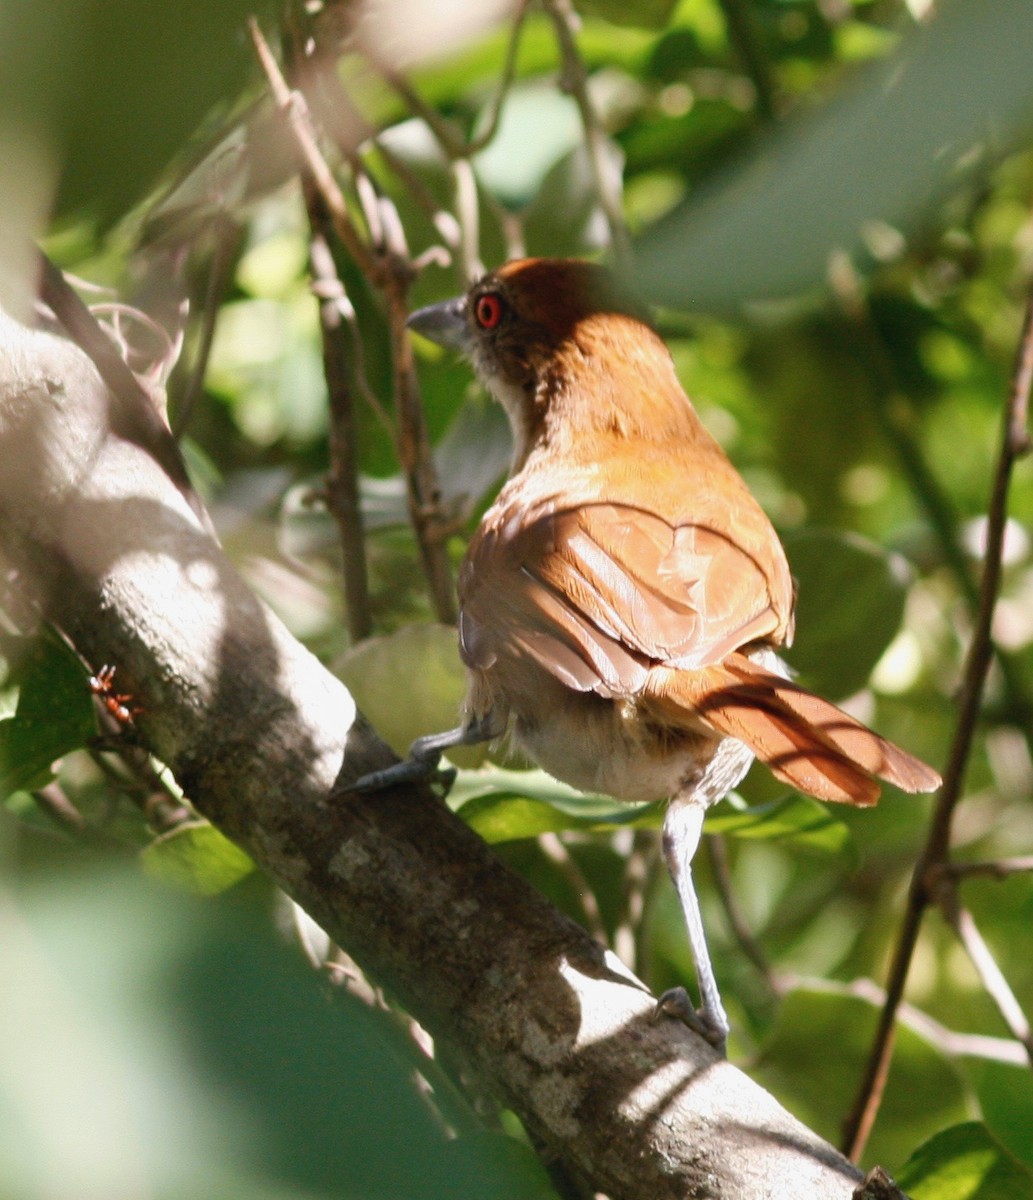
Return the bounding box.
[358,256,941,1048]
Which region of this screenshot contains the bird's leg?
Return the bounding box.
[655,800,729,1052]
[348,710,505,795]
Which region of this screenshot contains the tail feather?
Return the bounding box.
[649,652,941,807]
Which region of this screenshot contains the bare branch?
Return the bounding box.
[706,834,783,996]
[794,974,1029,1067]
[0,307,871,1199]
[254,15,456,624]
[841,280,1033,1160]
[542,0,631,272]
[248,18,379,282]
[941,854,1033,879]
[305,196,374,643]
[936,892,1033,1062]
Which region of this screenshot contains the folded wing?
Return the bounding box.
[459,499,940,804]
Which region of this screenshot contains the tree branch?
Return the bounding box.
[936,892,1033,1062]
[304,203,374,643]
[716,0,779,121]
[841,281,1033,1160]
[542,0,632,272]
[0,307,871,1199]
[253,16,457,624]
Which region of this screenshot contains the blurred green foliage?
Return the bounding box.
[3,0,1033,1194]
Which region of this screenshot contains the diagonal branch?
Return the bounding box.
[542,0,632,272]
[0,302,874,1200]
[248,18,378,281]
[938,895,1033,1062]
[305,199,374,643]
[36,251,209,532]
[940,855,1033,880]
[374,0,531,161]
[251,16,456,624]
[841,282,1033,1160]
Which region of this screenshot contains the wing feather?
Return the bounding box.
[645,652,940,803]
[459,500,791,698]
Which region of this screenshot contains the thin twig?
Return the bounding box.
[29,785,128,853]
[716,0,779,121]
[383,261,458,623]
[841,282,1033,1160]
[373,0,531,161]
[373,137,463,261]
[359,163,456,621]
[255,15,456,623]
[828,256,978,609]
[830,257,1033,730]
[297,51,461,270]
[705,834,783,995]
[937,854,1033,880]
[937,893,1033,1062]
[792,973,1029,1067]
[36,251,209,531]
[543,0,631,272]
[172,217,243,437]
[248,18,379,282]
[613,828,656,976]
[32,783,87,833]
[452,158,484,284]
[305,197,374,643]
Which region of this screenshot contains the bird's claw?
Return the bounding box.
[346,753,457,798]
[653,986,728,1053]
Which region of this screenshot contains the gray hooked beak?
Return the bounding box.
[406,295,471,354]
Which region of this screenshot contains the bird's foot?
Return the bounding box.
[654,986,728,1053]
[338,718,498,800]
[344,747,457,798]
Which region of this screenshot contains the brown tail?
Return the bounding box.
[650,652,941,806]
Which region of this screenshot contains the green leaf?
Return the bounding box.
[635,0,1033,307]
[459,794,588,841]
[524,143,620,258]
[5,864,549,1200]
[433,392,512,515]
[0,634,96,801]
[474,84,583,207]
[453,768,852,854]
[442,1132,559,1199]
[706,792,854,858]
[140,821,256,895]
[452,766,660,842]
[783,528,912,699]
[0,0,256,226]
[896,1123,1033,1200]
[967,1059,1033,1169]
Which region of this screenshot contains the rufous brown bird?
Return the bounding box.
[360,257,941,1047]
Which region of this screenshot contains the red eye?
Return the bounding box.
[474,292,504,330]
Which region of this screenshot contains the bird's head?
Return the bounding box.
[408,257,685,470]
[408,257,653,391]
